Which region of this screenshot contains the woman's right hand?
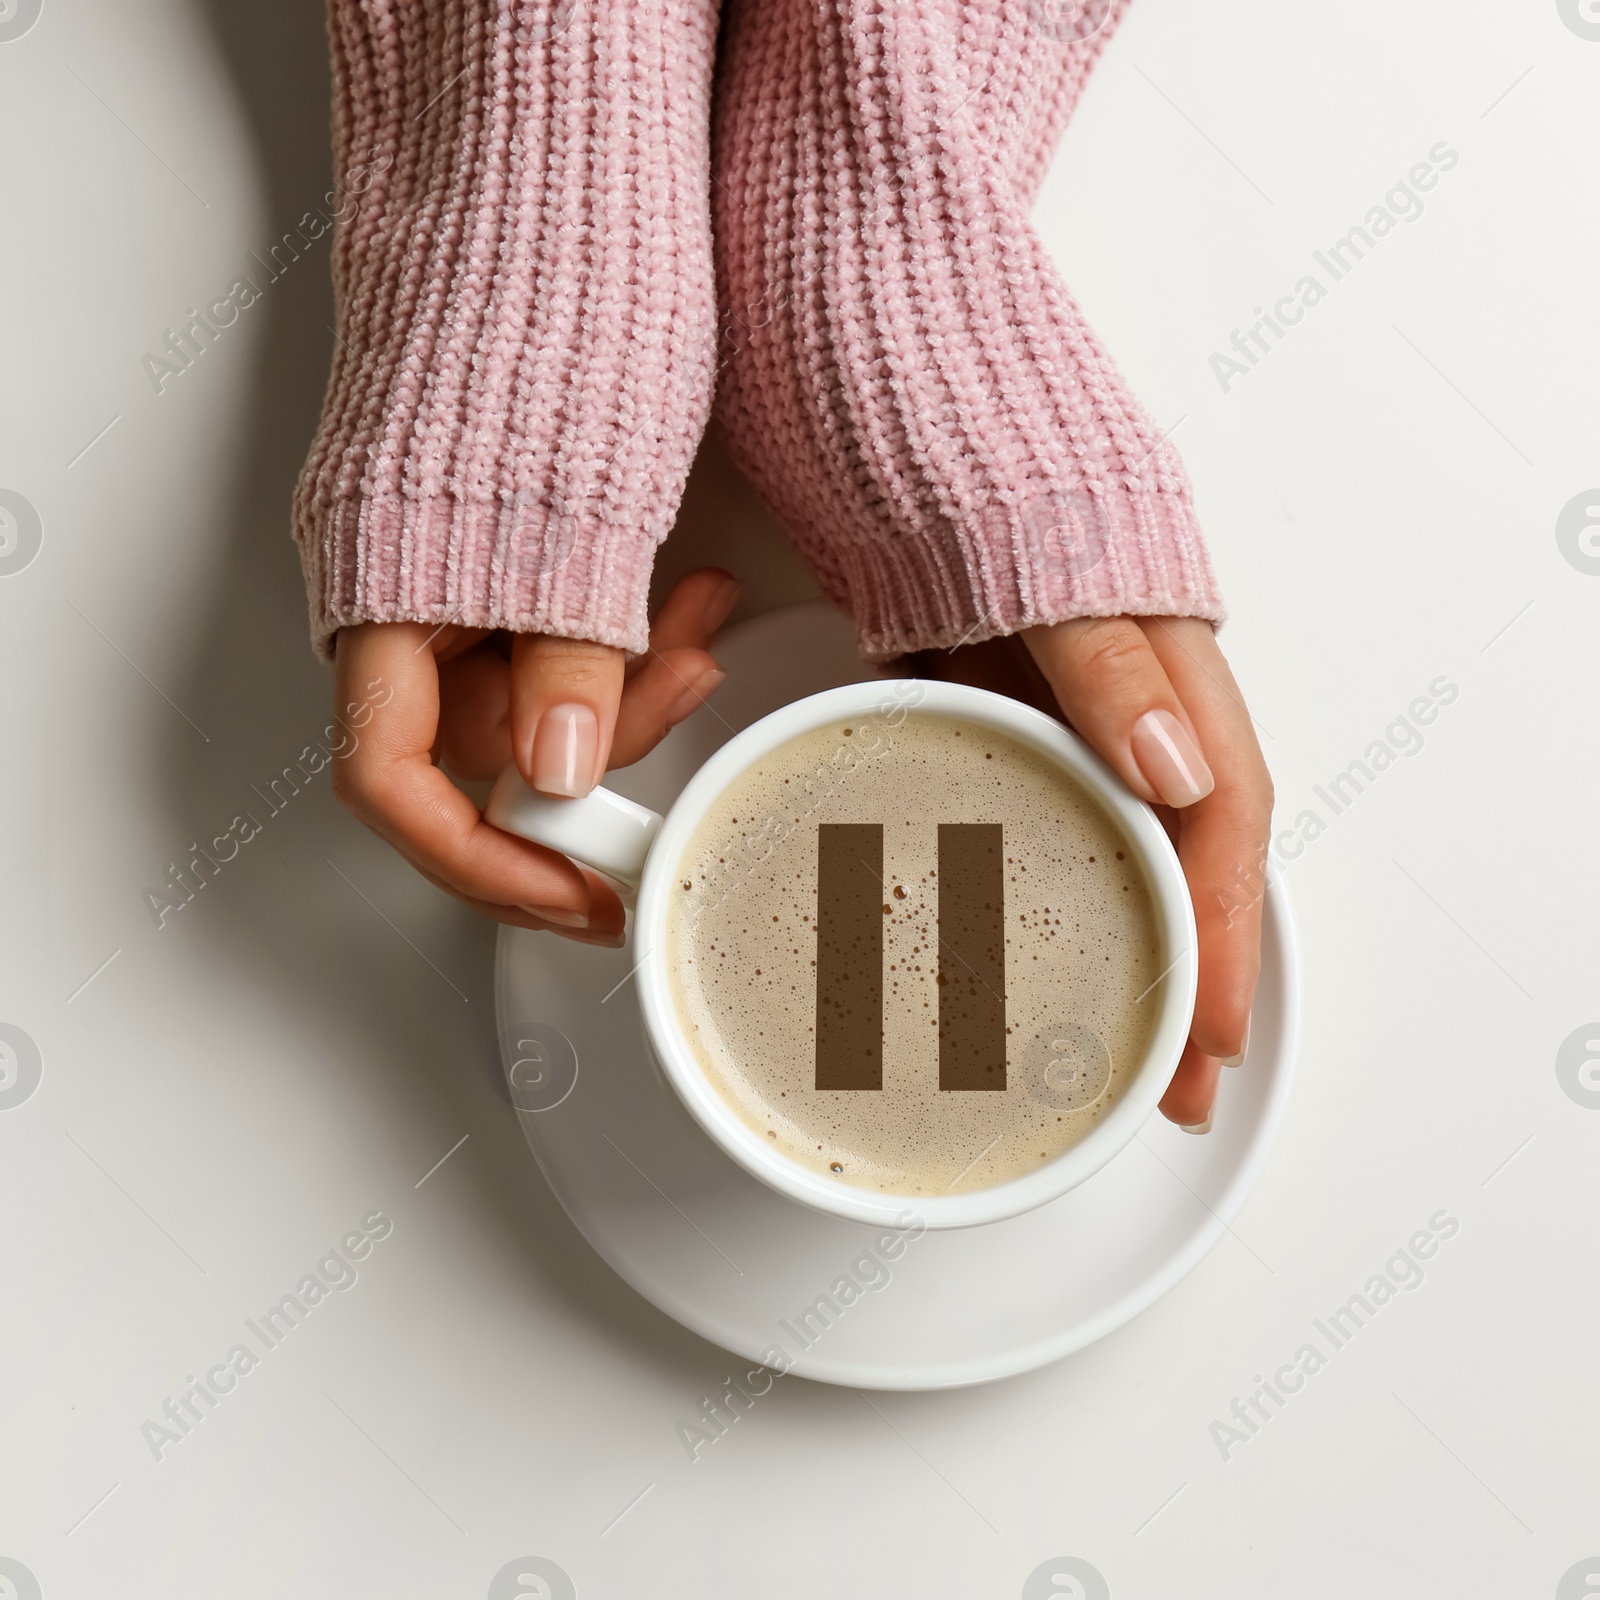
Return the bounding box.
[330,569,739,946]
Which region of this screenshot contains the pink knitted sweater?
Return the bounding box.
[295,0,1222,661]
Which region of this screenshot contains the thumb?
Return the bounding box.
[510,634,626,798]
[1023,617,1214,809]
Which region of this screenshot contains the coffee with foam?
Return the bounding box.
[665,710,1163,1195]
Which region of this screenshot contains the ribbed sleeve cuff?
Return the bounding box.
[304,497,657,658]
[829,472,1225,661]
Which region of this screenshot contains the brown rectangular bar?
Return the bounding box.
[815,823,884,1090]
[938,823,1007,1090]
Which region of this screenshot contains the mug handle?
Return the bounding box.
[484,765,663,889]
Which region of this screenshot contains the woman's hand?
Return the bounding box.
[329,569,739,947]
[1025,617,1272,1131]
[909,618,1273,1131]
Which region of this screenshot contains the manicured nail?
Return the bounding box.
[521,904,589,929]
[666,667,726,726]
[1222,1014,1251,1068]
[1180,1117,1213,1135]
[532,703,600,797]
[703,575,741,633]
[1131,709,1214,808]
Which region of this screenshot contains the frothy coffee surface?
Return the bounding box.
[666,710,1163,1195]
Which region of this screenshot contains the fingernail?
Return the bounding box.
[1180,1117,1213,1135]
[532,703,600,797]
[520,904,589,929]
[1131,709,1214,808]
[1222,1014,1251,1068]
[666,667,726,726]
[703,576,741,632]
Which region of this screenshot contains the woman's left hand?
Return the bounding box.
[910,617,1273,1131]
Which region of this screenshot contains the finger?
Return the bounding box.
[609,649,726,768]
[432,624,495,666]
[436,640,512,779]
[1142,618,1273,1064]
[641,567,739,655]
[404,858,626,947]
[333,622,609,925]
[608,568,739,767]
[1023,617,1214,809]
[1159,1038,1221,1129]
[510,634,626,798]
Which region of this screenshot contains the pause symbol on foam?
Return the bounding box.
[814,823,1007,1092]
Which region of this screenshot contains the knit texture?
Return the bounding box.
[297,0,1223,662]
[710,0,1225,658]
[295,0,722,659]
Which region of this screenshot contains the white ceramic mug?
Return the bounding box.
[485,679,1197,1230]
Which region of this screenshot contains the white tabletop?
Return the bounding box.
[1,1,1595,1595]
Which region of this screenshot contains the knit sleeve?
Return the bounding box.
[710,0,1224,660]
[294,0,722,660]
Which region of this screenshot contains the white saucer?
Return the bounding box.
[495,603,1301,1390]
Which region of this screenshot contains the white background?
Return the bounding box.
[1,0,1597,1595]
